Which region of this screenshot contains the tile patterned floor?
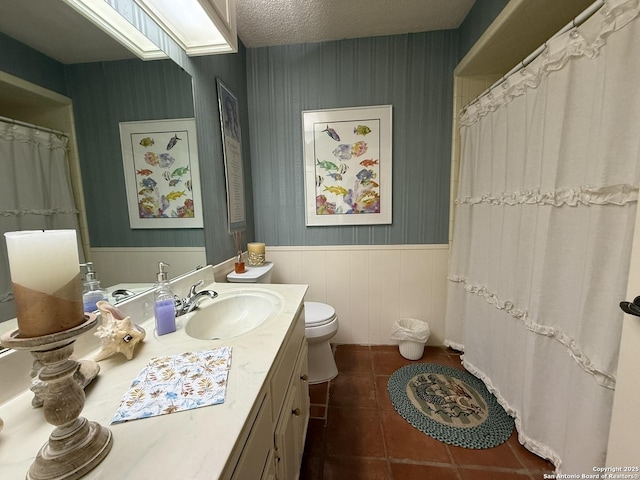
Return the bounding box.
[300,345,556,480]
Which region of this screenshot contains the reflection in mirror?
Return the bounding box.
[0,2,198,330]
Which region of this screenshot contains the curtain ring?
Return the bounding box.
[570,29,580,39]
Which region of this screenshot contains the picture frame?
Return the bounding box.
[217,78,246,233]
[302,105,392,226]
[119,118,204,229]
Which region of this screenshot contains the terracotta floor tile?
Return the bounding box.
[309,404,326,419]
[322,456,389,480]
[303,418,326,459]
[325,406,386,458]
[371,351,420,376]
[309,381,328,404]
[334,348,373,374]
[389,462,459,480]
[374,375,395,411]
[299,455,324,480]
[329,371,377,408]
[509,439,555,473]
[447,354,468,371]
[370,344,399,353]
[448,430,524,469]
[379,410,452,464]
[371,349,458,376]
[425,346,453,356]
[335,344,371,351]
[301,344,555,480]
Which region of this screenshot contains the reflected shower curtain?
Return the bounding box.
[0,121,81,321]
[445,0,640,474]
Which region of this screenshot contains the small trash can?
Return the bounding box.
[390,318,430,360]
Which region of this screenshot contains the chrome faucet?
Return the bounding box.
[175,280,218,316]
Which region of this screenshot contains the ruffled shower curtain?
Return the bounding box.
[0,121,81,322]
[445,0,640,473]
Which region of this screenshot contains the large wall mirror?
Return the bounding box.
[0,1,199,327]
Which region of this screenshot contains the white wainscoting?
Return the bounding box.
[90,247,207,287]
[266,245,450,346]
[89,245,450,346]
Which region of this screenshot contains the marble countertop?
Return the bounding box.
[0,268,307,479]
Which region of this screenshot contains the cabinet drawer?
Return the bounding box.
[270,306,305,421]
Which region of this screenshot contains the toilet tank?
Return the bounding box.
[227,262,274,283]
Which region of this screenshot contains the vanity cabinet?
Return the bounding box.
[275,342,309,480]
[228,392,273,480]
[224,304,309,480]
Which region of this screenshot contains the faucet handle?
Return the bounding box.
[174,295,184,311]
[188,280,205,297]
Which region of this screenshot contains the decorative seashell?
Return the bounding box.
[94,301,145,361]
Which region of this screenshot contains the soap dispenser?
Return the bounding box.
[81,262,108,312]
[154,261,176,335]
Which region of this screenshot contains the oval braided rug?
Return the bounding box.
[387,363,514,449]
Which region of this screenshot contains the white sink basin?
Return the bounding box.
[185,289,284,340]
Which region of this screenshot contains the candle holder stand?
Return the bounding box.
[1,314,112,480]
[30,358,100,408]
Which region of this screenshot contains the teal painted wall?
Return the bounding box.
[2,2,508,258]
[1,31,252,265]
[246,31,458,246]
[191,45,256,265]
[0,32,66,95]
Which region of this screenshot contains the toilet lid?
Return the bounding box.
[304,302,336,327]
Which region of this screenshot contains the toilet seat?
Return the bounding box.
[304,302,336,328]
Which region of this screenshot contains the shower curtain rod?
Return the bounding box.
[0,114,68,138]
[468,0,605,108]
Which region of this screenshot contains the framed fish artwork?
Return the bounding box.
[119,118,204,228]
[302,105,392,226]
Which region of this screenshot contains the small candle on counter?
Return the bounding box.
[247,242,266,266]
[4,230,84,337]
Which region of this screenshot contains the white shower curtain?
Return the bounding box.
[446,0,640,474]
[0,121,81,322]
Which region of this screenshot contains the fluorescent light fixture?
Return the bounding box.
[61,0,167,60]
[134,0,237,55]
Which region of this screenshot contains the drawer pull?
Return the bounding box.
[300,374,308,381]
[292,407,301,416]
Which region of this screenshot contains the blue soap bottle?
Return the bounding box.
[81,262,108,312]
[154,261,176,335]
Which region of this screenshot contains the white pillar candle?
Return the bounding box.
[4,230,84,337]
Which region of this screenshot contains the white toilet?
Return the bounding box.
[227,261,339,384]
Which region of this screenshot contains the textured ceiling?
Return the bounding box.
[0,0,476,64]
[236,0,476,48]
